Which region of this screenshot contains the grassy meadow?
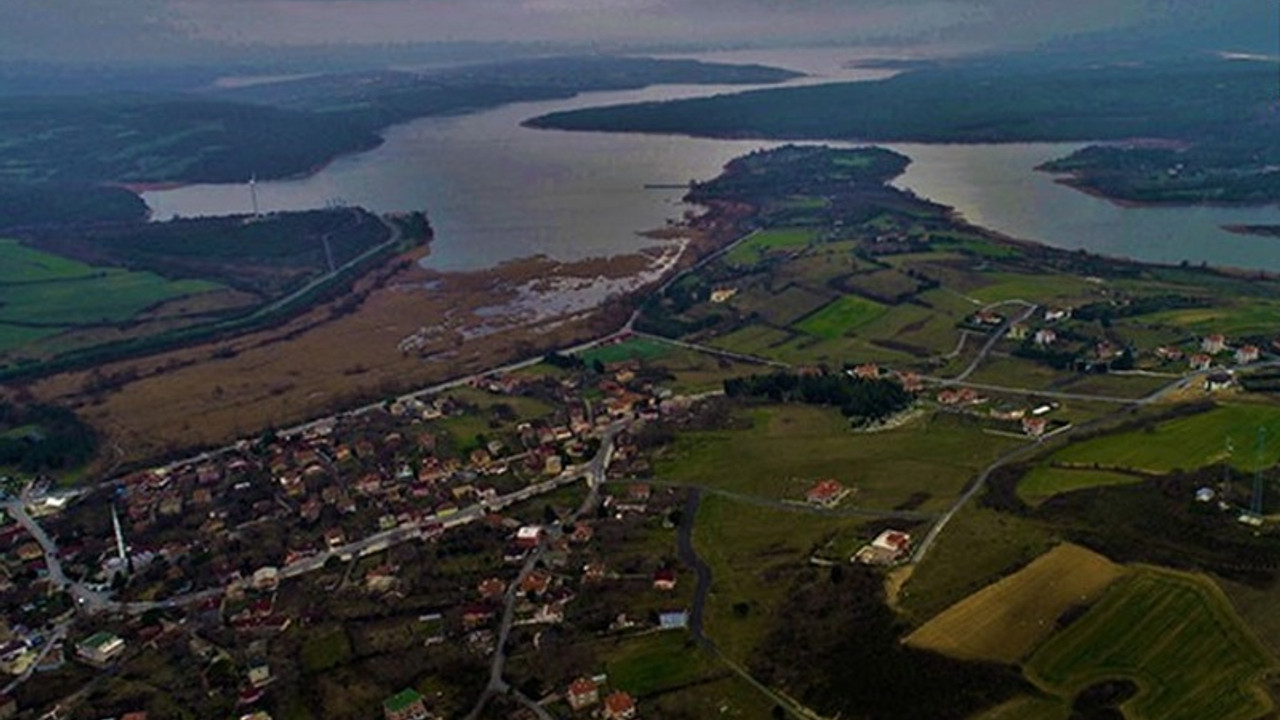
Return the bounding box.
[1052,402,1280,474]
[0,238,222,354]
[654,404,1023,512]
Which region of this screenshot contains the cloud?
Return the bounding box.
[0,0,1268,63]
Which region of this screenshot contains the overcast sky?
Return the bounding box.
[0,0,1266,64]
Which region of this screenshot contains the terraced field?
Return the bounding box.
[1026,569,1277,720]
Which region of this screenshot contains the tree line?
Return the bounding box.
[724,370,911,426]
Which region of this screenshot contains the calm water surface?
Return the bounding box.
[145,48,1280,273]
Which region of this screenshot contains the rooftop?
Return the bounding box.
[384,688,425,713]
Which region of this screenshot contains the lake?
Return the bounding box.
[145,47,1280,273]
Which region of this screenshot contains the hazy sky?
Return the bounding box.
[0,0,1266,63]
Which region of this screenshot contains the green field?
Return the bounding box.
[728,284,833,327]
[1052,402,1280,473]
[0,239,100,283]
[709,325,793,357]
[578,337,674,365]
[1145,302,1280,336]
[794,295,888,340]
[1018,466,1144,503]
[724,227,822,267]
[694,494,871,661]
[601,631,716,696]
[969,273,1098,304]
[0,324,63,354]
[0,239,224,355]
[899,505,1054,624]
[1027,569,1277,720]
[0,271,219,325]
[655,404,1022,512]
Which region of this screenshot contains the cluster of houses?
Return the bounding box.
[56,370,667,604]
[565,677,638,719]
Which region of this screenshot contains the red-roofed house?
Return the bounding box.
[1022,416,1049,438]
[1203,334,1227,354]
[806,479,848,507]
[653,568,677,591]
[566,677,600,711]
[603,691,637,720]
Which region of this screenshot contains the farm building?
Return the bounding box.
[854,529,912,565]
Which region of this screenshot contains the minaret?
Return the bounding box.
[249,175,261,218]
[110,503,128,570]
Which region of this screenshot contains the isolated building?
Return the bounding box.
[383,688,430,720]
[77,631,125,666]
[806,479,848,507]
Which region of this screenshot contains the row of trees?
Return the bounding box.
[724,370,911,426]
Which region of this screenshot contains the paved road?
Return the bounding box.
[947,300,1038,383]
[676,490,712,647]
[673,488,827,720]
[465,425,620,720]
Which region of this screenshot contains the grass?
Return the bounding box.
[1052,401,1280,474]
[0,323,63,354]
[898,505,1055,625]
[904,543,1126,663]
[444,386,555,423]
[655,405,1022,512]
[693,494,871,662]
[300,626,354,674]
[724,227,822,268]
[969,273,1099,304]
[931,234,1023,260]
[0,239,100,283]
[579,337,674,365]
[708,325,793,357]
[1146,302,1280,336]
[729,284,833,327]
[1018,466,1144,504]
[653,347,757,395]
[1053,373,1174,400]
[840,269,921,300]
[0,238,222,356]
[793,295,888,340]
[1026,568,1278,720]
[601,631,716,696]
[0,272,219,325]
